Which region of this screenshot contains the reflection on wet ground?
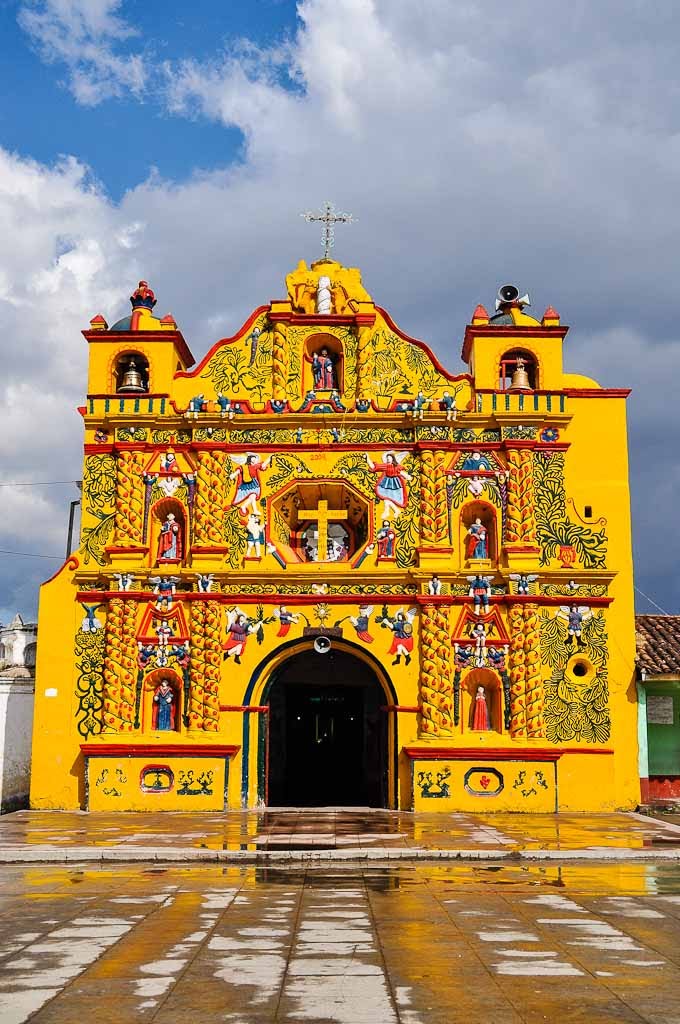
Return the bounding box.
[2,861,680,1022]
[3,808,680,855]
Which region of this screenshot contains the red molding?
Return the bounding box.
[76,590,614,608]
[404,746,614,761]
[87,392,170,400]
[174,306,268,380]
[461,324,569,362]
[219,705,269,713]
[82,330,195,369]
[81,744,240,757]
[381,705,420,713]
[376,306,473,385]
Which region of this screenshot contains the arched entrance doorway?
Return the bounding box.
[266,647,389,807]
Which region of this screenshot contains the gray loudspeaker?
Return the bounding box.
[313,636,332,654]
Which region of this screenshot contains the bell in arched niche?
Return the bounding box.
[118,357,147,393]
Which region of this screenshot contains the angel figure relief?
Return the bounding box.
[366,451,411,519]
[377,605,418,666]
[229,453,272,516]
[557,605,593,650]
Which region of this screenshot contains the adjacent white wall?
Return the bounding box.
[0,615,37,812]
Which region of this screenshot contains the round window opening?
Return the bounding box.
[572,661,588,678]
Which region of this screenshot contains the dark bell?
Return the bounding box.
[118,358,146,392]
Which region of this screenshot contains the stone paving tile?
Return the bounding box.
[2,862,680,1022]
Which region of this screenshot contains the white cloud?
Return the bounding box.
[18,0,146,104]
[3,0,680,617]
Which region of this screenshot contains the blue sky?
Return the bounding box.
[0,1,298,197]
[1,0,679,622]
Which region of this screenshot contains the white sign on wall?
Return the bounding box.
[647,695,676,725]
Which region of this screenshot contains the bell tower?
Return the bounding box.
[83,281,194,398]
[461,284,567,392]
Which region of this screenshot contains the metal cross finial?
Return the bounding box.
[301,201,354,259]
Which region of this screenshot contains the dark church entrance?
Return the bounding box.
[266,648,389,807]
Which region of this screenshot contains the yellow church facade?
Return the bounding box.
[30,263,639,812]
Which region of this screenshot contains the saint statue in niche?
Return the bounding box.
[152,680,176,731]
[472,686,490,731]
[465,517,488,559]
[158,512,182,561]
[312,347,336,390]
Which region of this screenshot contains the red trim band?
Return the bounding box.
[81,744,240,757]
[404,746,614,761]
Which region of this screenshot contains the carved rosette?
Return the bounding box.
[271,320,289,401]
[505,448,537,544]
[194,450,228,546]
[523,603,544,737]
[418,603,454,736]
[102,598,137,732]
[508,603,527,737]
[113,451,146,546]
[188,600,221,731]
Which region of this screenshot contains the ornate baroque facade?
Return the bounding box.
[30,262,638,811]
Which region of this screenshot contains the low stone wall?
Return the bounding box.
[0,680,34,812]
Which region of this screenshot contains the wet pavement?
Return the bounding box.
[2,809,680,863]
[2,861,680,1023]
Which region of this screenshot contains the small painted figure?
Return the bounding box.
[467,574,492,615]
[559,604,592,648]
[113,572,134,592]
[216,393,234,419]
[376,520,396,559]
[80,603,103,633]
[137,642,155,669]
[439,392,457,421]
[152,680,176,731]
[509,573,539,595]
[312,347,336,389]
[170,642,190,670]
[331,426,342,444]
[186,394,205,419]
[316,276,332,314]
[295,427,304,444]
[158,513,182,561]
[196,574,214,593]
[223,609,255,665]
[150,575,178,610]
[160,449,179,473]
[230,454,271,515]
[245,513,265,559]
[350,604,374,643]
[329,390,345,410]
[461,451,492,472]
[155,621,173,649]
[94,428,109,443]
[467,475,485,498]
[381,607,417,666]
[470,622,488,667]
[410,391,429,420]
[428,575,442,596]
[472,686,490,731]
[453,643,475,670]
[247,326,261,366]
[366,451,411,519]
[274,606,300,637]
[487,645,507,670]
[465,518,488,560]
[356,398,371,413]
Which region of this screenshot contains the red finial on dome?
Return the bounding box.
[472,304,489,322]
[130,280,157,311]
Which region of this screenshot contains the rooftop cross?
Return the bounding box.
[300,201,354,259]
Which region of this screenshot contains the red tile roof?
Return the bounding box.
[636,615,680,677]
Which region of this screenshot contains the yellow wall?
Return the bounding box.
[30,262,639,812]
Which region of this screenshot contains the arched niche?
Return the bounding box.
[463,668,502,734]
[144,668,182,733]
[114,350,150,393]
[24,643,37,669]
[498,349,538,390]
[304,333,343,393]
[150,497,186,566]
[460,500,497,566]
